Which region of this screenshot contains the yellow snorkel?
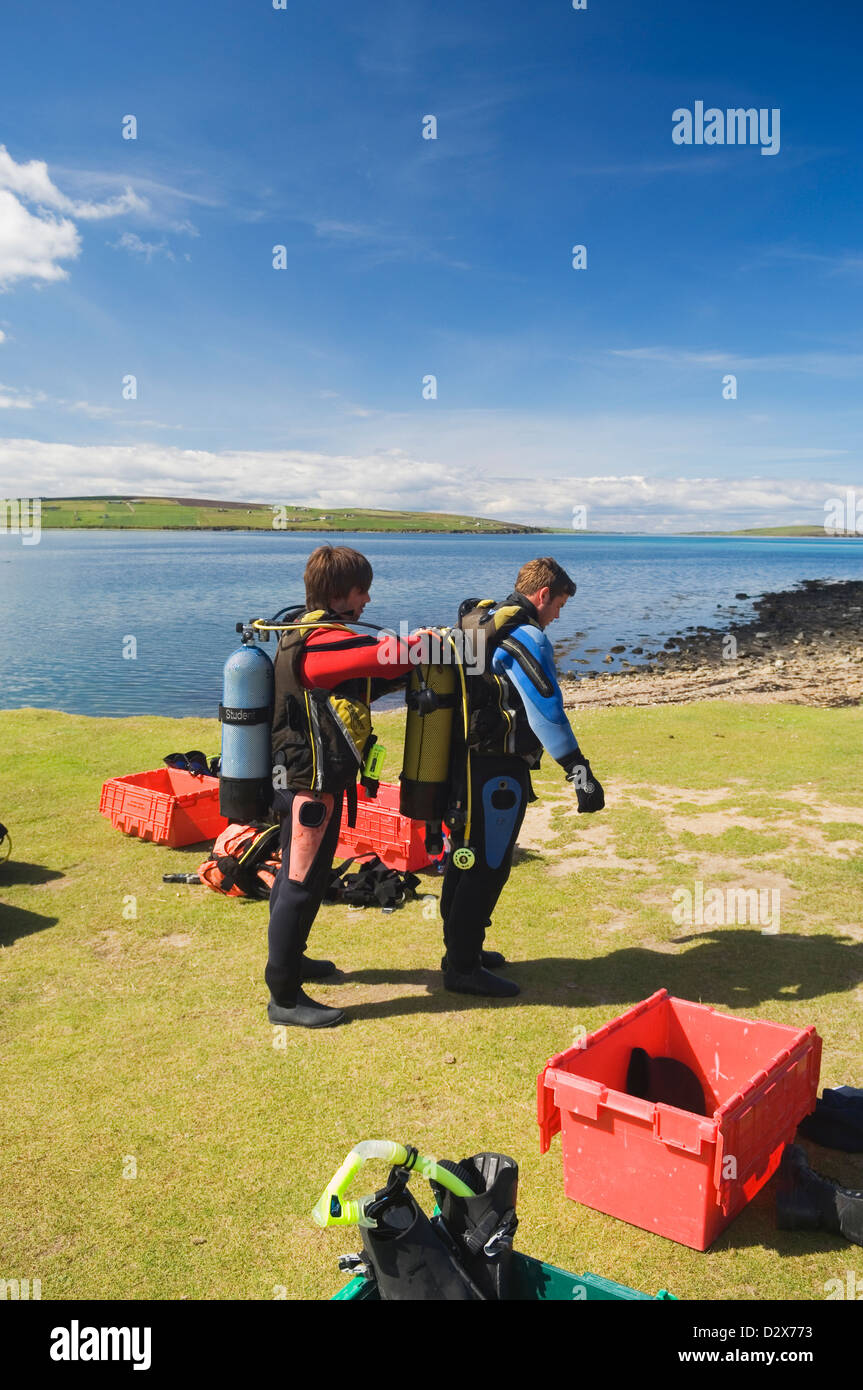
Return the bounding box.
[312,1140,475,1228]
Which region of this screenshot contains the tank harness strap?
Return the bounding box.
[301,636,379,652]
[325,855,420,911]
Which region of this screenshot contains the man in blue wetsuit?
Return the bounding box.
[441,556,605,998]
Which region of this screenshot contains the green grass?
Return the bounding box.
[1,701,862,1301]
[35,496,544,533]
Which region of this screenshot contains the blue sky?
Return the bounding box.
[1,0,862,530]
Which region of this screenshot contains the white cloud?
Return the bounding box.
[65,188,148,221]
[0,188,81,289]
[109,232,175,262]
[0,437,856,533]
[53,168,220,210]
[608,346,863,377]
[0,391,32,409]
[69,401,118,419]
[0,145,150,289]
[765,246,863,278]
[298,403,856,498]
[0,329,5,343]
[308,216,471,270]
[0,145,148,220]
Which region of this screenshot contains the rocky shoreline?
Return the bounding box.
[559,578,863,709]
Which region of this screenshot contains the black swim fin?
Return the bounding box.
[360,1166,484,1300]
[430,1152,519,1300]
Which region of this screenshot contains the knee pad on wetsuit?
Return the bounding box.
[481,776,523,870]
[287,793,335,883]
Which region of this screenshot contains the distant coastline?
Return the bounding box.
[35,495,548,535]
[29,497,862,537]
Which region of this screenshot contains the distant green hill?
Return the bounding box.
[731,524,854,537]
[37,495,547,534]
[693,524,861,538]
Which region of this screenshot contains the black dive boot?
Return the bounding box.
[431,1153,519,1300]
[300,955,338,982]
[442,950,506,971]
[442,960,519,997]
[776,1144,863,1244]
[480,949,506,968]
[267,989,344,1028]
[360,1167,483,1300]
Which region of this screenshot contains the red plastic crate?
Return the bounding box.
[538,989,821,1250]
[99,768,229,847]
[336,781,433,872]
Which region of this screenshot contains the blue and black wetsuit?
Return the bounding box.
[441,594,584,973]
[490,620,581,765]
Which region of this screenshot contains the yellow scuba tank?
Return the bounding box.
[400,642,458,856]
[400,601,528,865]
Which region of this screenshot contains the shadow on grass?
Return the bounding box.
[511,846,546,866]
[558,928,863,1010]
[157,841,217,860]
[563,1177,855,1262]
[0,860,66,887]
[341,928,863,1019]
[0,861,65,946]
[339,967,520,1022]
[0,903,60,946]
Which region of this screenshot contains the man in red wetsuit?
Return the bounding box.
[266,545,423,1028]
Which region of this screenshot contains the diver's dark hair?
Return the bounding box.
[304,546,373,610]
[515,557,576,600]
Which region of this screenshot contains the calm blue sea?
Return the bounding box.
[0,530,860,717]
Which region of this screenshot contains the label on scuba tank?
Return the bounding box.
[363,743,386,779]
[452,847,476,870]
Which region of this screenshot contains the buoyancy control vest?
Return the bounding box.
[399,595,543,859]
[198,823,281,900]
[271,609,378,808]
[457,593,544,762]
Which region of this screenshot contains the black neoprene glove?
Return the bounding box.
[561,752,605,813]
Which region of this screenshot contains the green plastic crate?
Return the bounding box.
[332,1250,675,1301]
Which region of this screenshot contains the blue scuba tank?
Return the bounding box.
[219,639,275,824]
